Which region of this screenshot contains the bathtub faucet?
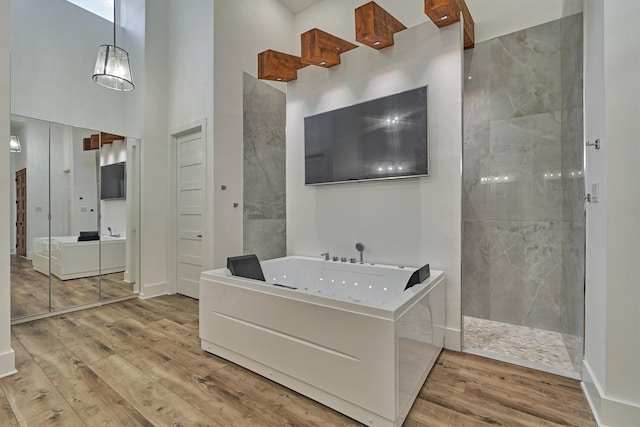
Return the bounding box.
[107,226,113,237]
[321,252,330,261]
[355,242,365,264]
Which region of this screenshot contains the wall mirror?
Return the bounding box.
[9,114,140,322]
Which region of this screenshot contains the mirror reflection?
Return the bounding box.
[10,116,50,318]
[9,114,140,321]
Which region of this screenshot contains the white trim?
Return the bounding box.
[445,326,461,351]
[581,360,640,427]
[168,119,207,297]
[0,349,16,379]
[139,281,168,300]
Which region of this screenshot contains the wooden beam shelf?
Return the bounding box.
[355,1,407,50]
[258,49,309,82]
[424,0,475,49]
[301,28,358,68]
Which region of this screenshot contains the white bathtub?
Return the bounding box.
[199,255,445,427]
[32,235,126,280]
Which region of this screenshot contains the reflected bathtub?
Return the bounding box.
[199,255,445,427]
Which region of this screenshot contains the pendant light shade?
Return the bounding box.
[92,0,134,91]
[92,44,134,91]
[10,135,21,153]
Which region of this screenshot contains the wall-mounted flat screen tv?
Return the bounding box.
[101,162,126,200]
[304,86,428,185]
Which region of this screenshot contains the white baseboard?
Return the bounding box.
[0,349,16,379]
[582,360,640,427]
[445,327,461,351]
[138,282,168,300]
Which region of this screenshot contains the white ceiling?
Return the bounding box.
[278,0,323,14]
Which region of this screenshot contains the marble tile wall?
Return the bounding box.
[462,15,584,346]
[243,73,286,261]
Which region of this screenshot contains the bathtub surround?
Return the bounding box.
[243,73,287,260]
[462,15,584,373]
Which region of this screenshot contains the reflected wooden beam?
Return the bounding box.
[355,1,407,50]
[100,132,124,144]
[83,132,124,151]
[301,28,358,68]
[258,49,308,82]
[424,0,475,49]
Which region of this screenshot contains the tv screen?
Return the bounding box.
[304,86,428,185]
[101,162,126,200]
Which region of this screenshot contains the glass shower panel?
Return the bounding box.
[461,14,585,377]
[49,125,101,311]
[9,115,51,319]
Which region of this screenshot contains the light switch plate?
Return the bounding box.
[591,182,600,203]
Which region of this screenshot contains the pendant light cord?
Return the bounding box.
[113,0,117,47]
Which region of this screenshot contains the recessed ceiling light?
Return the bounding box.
[373,41,381,46]
[439,14,449,21]
[276,77,283,81]
[319,61,327,65]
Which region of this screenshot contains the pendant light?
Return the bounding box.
[92,0,134,91]
[9,135,21,153]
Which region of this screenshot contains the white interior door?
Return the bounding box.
[176,130,204,299]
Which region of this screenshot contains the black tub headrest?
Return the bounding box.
[78,231,100,242]
[405,263,430,290]
[227,254,266,282]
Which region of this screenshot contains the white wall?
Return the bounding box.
[212,0,294,268]
[465,0,583,42]
[100,139,127,237]
[292,0,423,53]
[10,0,143,137]
[582,0,640,425]
[0,0,16,379]
[583,0,607,407]
[71,128,99,234]
[24,119,51,257]
[48,122,71,237]
[139,0,169,298]
[287,18,463,349]
[293,0,582,51]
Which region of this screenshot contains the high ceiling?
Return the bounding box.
[278,0,323,14]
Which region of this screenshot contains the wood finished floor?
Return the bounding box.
[0,295,596,427]
[10,255,134,319]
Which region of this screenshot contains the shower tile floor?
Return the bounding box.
[463,316,578,377]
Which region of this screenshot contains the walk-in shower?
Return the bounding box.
[462,13,584,378]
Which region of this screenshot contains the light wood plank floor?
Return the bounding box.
[10,255,134,319]
[0,295,596,426]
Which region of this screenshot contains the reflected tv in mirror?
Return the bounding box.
[304,86,428,185]
[101,162,126,200]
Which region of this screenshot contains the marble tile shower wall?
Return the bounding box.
[243,73,286,260]
[462,16,584,337]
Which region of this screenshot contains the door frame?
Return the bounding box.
[168,119,208,296]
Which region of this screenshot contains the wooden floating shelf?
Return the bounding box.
[258,49,308,82]
[83,132,124,151]
[355,1,407,50]
[301,28,358,68]
[424,0,475,49]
